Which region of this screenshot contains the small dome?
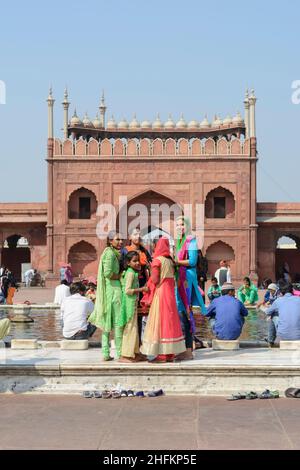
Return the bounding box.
[129,114,140,129]
[93,113,102,129]
[188,119,199,129]
[70,110,82,127]
[106,115,117,130]
[176,114,187,129]
[141,119,152,129]
[118,118,129,129]
[82,112,94,128]
[164,114,175,129]
[200,116,210,129]
[152,114,163,129]
[232,111,244,126]
[212,115,223,127]
[222,115,232,127]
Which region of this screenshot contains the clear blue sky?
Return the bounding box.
[0,0,299,202]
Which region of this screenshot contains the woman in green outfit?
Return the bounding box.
[89,231,123,361]
[237,276,259,305]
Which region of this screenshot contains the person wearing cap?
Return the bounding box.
[206,282,248,340]
[258,282,279,310]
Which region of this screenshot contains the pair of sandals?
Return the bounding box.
[227,389,279,401]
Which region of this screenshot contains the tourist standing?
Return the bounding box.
[196,249,208,295]
[140,238,185,362]
[54,280,71,306]
[175,216,207,361]
[119,251,148,363]
[24,268,36,288]
[64,264,73,284]
[89,231,123,361]
[214,260,231,287]
[122,228,151,342]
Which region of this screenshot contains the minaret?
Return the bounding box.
[248,89,257,138]
[47,86,55,139]
[99,90,107,128]
[62,87,70,140]
[244,89,250,138]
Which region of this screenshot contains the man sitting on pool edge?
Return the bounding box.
[61,282,97,340]
[206,282,249,340]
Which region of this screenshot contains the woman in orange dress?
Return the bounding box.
[140,237,186,363]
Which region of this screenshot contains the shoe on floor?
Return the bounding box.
[82,391,93,398]
[285,387,300,398]
[147,389,164,397]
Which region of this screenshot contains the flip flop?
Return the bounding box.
[245,391,258,400]
[103,356,114,362]
[147,389,164,397]
[112,390,121,399]
[82,391,93,398]
[102,390,112,399]
[227,393,246,401]
[259,389,279,399]
[285,387,300,398]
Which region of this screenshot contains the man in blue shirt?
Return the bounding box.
[206,283,248,340]
[266,282,300,343]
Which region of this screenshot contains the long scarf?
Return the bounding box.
[89,246,120,331]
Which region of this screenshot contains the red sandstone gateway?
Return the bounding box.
[0,89,298,285]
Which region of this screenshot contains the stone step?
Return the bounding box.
[212,339,239,351]
[60,340,89,350]
[280,341,300,350]
[11,339,38,350]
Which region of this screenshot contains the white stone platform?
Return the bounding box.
[1,347,300,396]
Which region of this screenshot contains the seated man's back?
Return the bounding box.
[54,282,71,305]
[272,294,300,340]
[61,293,94,339]
[207,294,248,340]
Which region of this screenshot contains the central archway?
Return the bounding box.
[275,234,300,282]
[1,234,31,281]
[117,190,183,243]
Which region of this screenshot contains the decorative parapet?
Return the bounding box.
[53,137,251,157]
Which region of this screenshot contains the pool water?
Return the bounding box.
[1,307,268,342]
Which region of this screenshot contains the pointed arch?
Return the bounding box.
[62,139,73,156]
[140,138,151,156]
[191,138,201,155]
[205,186,235,219]
[68,240,98,277]
[75,138,87,156]
[68,187,98,220]
[87,138,99,156]
[204,137,215,155]
[205,240,235,278]
[100,138,112,156]
[217,137,229,155]
[165,138,176,155]
[127,138,138,156]
[152,138,164,156]
[114,138,125,156]
[178,138,189,156]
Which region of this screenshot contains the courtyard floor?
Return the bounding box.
[0,394,300,450]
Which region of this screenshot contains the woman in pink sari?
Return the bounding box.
[140,237,186,363]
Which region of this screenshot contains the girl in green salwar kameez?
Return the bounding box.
[89,232,123,361]
[119,252,148,363]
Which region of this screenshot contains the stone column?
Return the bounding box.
[47,138,54,274]
[244,90,250,138]
[249,137,258,281]
[249,89,257,138]
[62,88,70,140]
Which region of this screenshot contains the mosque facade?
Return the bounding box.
[1,89,300,285]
